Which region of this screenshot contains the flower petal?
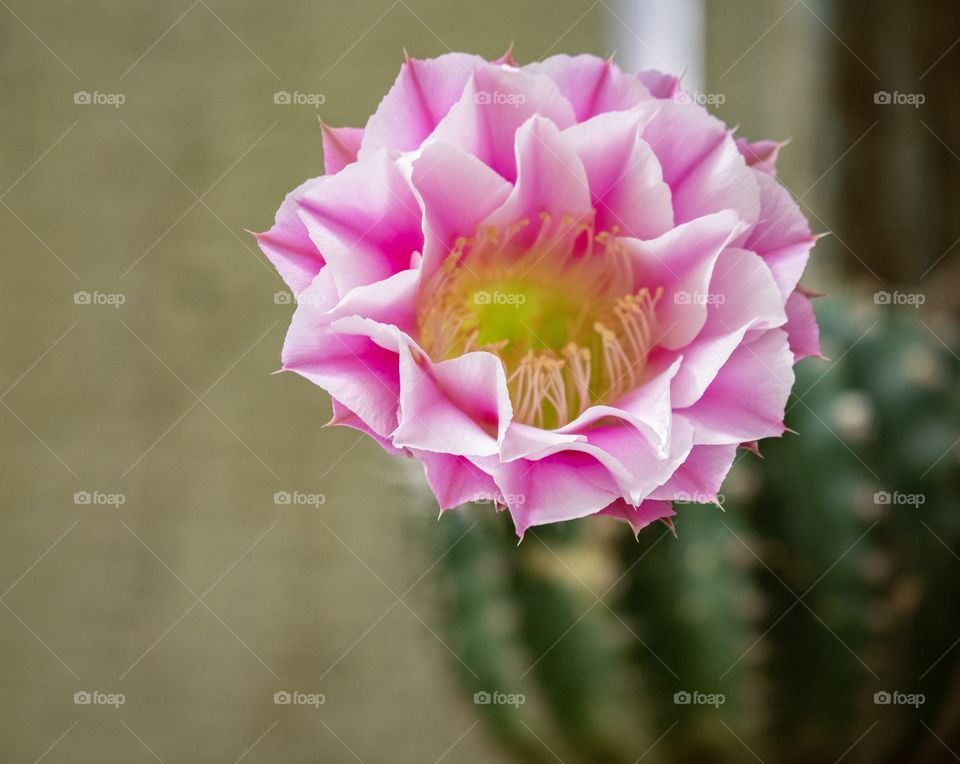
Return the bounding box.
[393,349,512,457]
[428,64,576,182]
[745,171,816,299]
[784,289,822,361]
[416,450,500,510]
[524,54,652,120]
[297,150,423,294]
[623,210,746,350]
[322,125,364,174]
[481,115,592,247]
[648,442,738,502]
[640,101,760,228]
[409,140,513,281]
[680,328,794,445]
[563,110,674,239]
[595,498,675,537]
[256,177,326,295]
[361,53,486,155]
[670,248,787,408]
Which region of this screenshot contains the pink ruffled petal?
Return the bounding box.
[361,53,486,155]
[255,177,326,295]
[410,140,513,281]
[329,397,409,456]
[784,289,822,361]
[481,115,592,247]
[500,422,584,462]
[495,451,623,538]
[623,210,746,350]
[636,69,682,100]
[736,138,786,176]
[297,150,423,294]
[670,248,787,407]
[416,450,500,510]
[428,65,576,182]
[648,442,738,502]
[283,329,401,439]
[563,111,673,239]
[640,101,760,228]
[680,329,794,445]
[524,54,652,121]
[745,171,816,299]
[393,349,512,457]
[564,357,683,456]
[580,417,694,504]
[322,125,364,174]
[596,498,676,537]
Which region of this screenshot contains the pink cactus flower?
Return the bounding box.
[256,51,820,538]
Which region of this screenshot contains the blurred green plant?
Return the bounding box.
[432,298,960,763]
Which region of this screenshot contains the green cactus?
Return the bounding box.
[431,296,960,763]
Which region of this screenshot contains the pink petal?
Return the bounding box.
[495,451,623,537]
[256,177,326,295]
[409,140,512,281]
[640,101,760,228]
[416,451,499,510]
[297,150,423,294]
[326,268,419,335]
[392,350,512,457]
[580,417,694,504]
[623,210,746,350]
[670,248,787,407]
[563,111,674,239]
[745,171,816,299]
[596,498,675,537]
[680,329,794,445]
[563,357,683,456]
[322,125,364,174]
[283,329,401,439]
[784,290,822,361]
[636,69,682,100]
[500,422,584,462]
[329,397,409,456]
[736,138,786,176]
[648,442,738,502]
[428,65,576,182]
[361,53,486,155]
[524,54,652,121]
[481,115,592,248]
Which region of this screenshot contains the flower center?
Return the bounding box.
[417,215,661,429]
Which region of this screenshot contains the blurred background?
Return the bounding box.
[1,0,958,761]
